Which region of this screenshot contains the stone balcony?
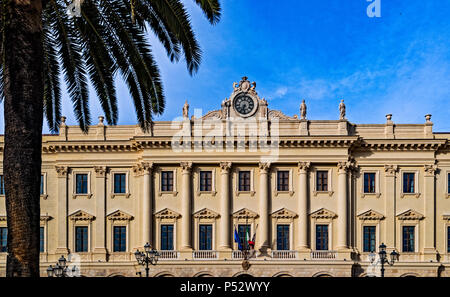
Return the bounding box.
[310,250,337,260]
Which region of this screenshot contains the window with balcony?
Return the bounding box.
[161,171,174,192]
[75,174,88,194]
[75,226,88,252]
[113,226,126,252]
[238,171,251,192]
[161,225,174,250]
[403,173,415,193]
[277,171,289,192]
[363,226,376,252]
[364,173,376,193]
[238,224,251,248]
[199,224,212,250]
[200,171,212,192]
[402,226,415,252]
[316,171,328,192]
[277,225,290,250]
[316,225,328,250]
[0,227,7,252]
[113,173,126,194]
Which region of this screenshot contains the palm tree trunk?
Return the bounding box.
[3,0,44,277]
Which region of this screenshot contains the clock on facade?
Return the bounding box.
[233,94,255,116]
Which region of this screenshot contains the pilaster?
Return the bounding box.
[180,162,193,251]
[92,166,107,261]
[423,164,437,260]
[257,162,271,256]
[297,162,310,256]
[55,166,69,255]
[219,162,232,251]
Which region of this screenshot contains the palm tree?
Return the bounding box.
[0,0,220,277]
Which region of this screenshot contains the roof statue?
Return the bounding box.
[300,99,307,120]
[339,99,346,120]
[182,100,189,119]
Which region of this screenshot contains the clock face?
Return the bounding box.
[233,95,255,116]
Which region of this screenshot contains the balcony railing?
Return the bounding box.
[271,250,298,259]
[193,250,218,260]
[310,250,337,260]
[231,250,256,259]
[158,250,179,260]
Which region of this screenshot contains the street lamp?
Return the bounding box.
[47,255,77,277]
[134,242,160,277]
[369,243,399,277]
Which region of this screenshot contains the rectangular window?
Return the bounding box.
[277,171,289,191]
[199,171,212,192]
[161,171,174,192]
[403,173,415,193]
[160,225,174,250]
[0,175,4,195]
[277,225,290,250]
[316,171,328,192]
[114,173,127,194]
[364,173,376,193]
[113,226,127,252]
[238,224,251,249]
[75,226,88,252]
[363,226,376,252]
[316,225,328,250]
[75,174,88,194]
[40,175,44,195]
[0,227,7,252]
[199,225,212,250]
[238,171,251,191]
[448,173,450,194]
[40,227,45,252]
[448,226,450,253]
[402,226,415,252]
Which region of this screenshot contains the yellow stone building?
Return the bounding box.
[0,77,449,277]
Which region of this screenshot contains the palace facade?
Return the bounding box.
[1,77,450,277]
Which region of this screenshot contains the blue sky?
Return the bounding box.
[1,0,450,133]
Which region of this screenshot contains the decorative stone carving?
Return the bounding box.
[132,162,153,176]
[268,110,297,121]
[339,99,346,120]
[107,210,134,221]
[154,208,181,219]
[310,208,337,219]
[98,116,105,125]
[300,99,307,120]
[424,164,437,176]
[193,208,220,219]
[94,166,107,177]
[386,114,393,122]
[298,161,311,173]
[60,116,67,126]
[219,162,232,173]
[0,216,7,222]
[258,162,271,174]
[396,209,424,221]
[40,215,52,222]
[201,110,222,120]
[55,166,68,178]
[271,208,297,219]
[233,208,259,219]
[384,164,398,176]
[425,114,432,123]
[180,161,193,173]
[357,209,385,221]
[69,210,95,221]
[182,100,189,119]
[233,76,256,94]
[442,214,450,221]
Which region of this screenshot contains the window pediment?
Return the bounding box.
[310,208,337,219]
[154,208,181,219]
[40,215,52,222]
[271,208,297,219]
[233,208,258,219]
[357,209,385,221]
[193,208,220,219]
[396,209,424,221]
[69,210,95,221]
[442,214,450,221]
[107,210,133,221]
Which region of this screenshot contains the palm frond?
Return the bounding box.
[192,0,221,24]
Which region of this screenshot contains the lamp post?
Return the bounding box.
[47,255,77,277]
[369,243,399,277]
[134,242,160,277]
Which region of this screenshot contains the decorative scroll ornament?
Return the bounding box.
[180,161,193,173]
[201,110,222,120]
[219,162,232,173]
[94,166,107,177]
[268,110,298,120]
[233,76,256,94]
[55,166,68,177]
[298,161,311,173]
[384,164,398,176]
[424,164,437,176]
[258,162,271,173]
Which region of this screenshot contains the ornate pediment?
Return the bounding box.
[193,208,220,219]
[40,215,52,222]
[0,216,6,222]
[154,208,181,219]
[442,214,450,221]
[310,208,337,219]
[201,110,223,120]
[107,210,134,221]
[69,210,95,221]
[271,208,297,219]
[233,208,259,219]
[357,209,385,221]
[268,110,298,121]
[396,209,424,221]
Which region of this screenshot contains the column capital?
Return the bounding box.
[258,162,271,174]
[180,161,193,173]
[337,161,350,174]
[424,164,438,177]
[132,162,153,176]
[219,161,232,174]
[94,166,107,177]
[384,164,398,176]
[297,161,311,173]
[55,166,68,178]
